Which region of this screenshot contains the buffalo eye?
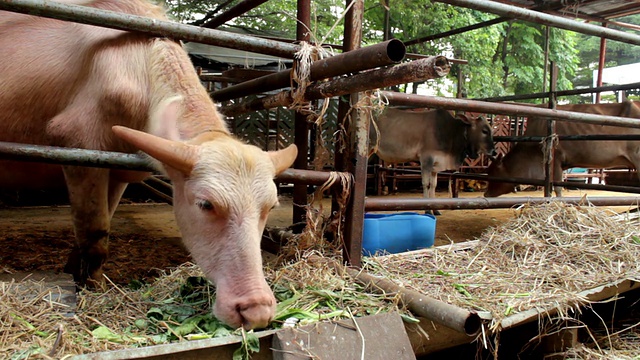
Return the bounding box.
[196,199,214,211]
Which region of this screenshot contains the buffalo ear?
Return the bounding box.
[268,144,298,175]
[455,113,472,125]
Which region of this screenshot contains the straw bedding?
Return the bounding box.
[364,201,640,357]
[2,201,640,358]
[0,256,403,358]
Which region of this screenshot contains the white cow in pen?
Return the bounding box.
[0,0,297,329]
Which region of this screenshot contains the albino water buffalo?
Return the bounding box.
[0,0,297,329]
[371,107,496,211]
[485,101,640,197]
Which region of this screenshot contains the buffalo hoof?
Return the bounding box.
[64,247,107,290]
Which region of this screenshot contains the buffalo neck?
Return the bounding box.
[148,38,229,140]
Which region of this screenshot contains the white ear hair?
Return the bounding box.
[149,96,184,141]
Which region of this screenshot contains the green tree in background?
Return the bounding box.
[571,14,640,102]
[165,0,640,102]
[368,2,579,100]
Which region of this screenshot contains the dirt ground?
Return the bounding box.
[0,188,637,285]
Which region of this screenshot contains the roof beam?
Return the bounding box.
[201,0,269,29]
[432,0,640,45]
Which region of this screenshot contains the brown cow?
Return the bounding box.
[485,101,640,197]
[371,107,496,211]
[0,0,297,329]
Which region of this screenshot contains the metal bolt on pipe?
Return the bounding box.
[0,0,300,58]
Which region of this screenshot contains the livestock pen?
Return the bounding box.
[3,0,640,358]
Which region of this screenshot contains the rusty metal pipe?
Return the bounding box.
[493,134,640,142]
[0,0,300,58]
[364,196,640,211]
[405,17,507,46]
[381,92,640,128]
[315,256,482,336]
[479,82,640,103]
[340,0,367,268]
[0,141,154,171]
[553,181,640,194]
[221,56,450,117]
[291,0,313,234]
[0,141,340,185]
[212,39,406,102]
[432,0,640,46]
[445,172,640,195]
[200,0,268,29]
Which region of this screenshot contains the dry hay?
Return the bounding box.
[552,297,640,359]
[364,201,640,334]
[0,253,405,358]
[560,334,640,360]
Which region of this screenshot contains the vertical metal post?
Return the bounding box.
[596,23,607,104]
[542,25,550,95]
[383,0,391,41]
[543,63,558,197]
[292,0,312,229]
[341,0,366,267]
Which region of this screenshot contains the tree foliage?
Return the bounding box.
[161,0,640,101]
[368,2,579,100]
[572,15,640,89]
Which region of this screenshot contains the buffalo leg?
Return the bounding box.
[553,161,564,197]
[107,178,129,218]
[62,166,111,288]
[420,159,441,216]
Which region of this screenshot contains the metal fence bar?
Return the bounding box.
[0,141,339,185]
[365,196,640,211]
[381,92,640,128]
[0,0,300,58]
[449,172,640,194]
[479,82,640,103]
[0,141,154,171]
[211,39,406,102]
[221,56,450,117]
[434,0,640,46]
[493,134,640,142]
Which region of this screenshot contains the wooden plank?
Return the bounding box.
[272,312,415,360]
[405,317,478,356]
[74,330,279,360]
[500,278,640,330]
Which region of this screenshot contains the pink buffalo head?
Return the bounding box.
[112,99,297,329]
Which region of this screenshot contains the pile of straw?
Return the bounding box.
[4,201,640,358]
[560,334,640,360]
[0,255,404,358]
[365,201,640,334]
